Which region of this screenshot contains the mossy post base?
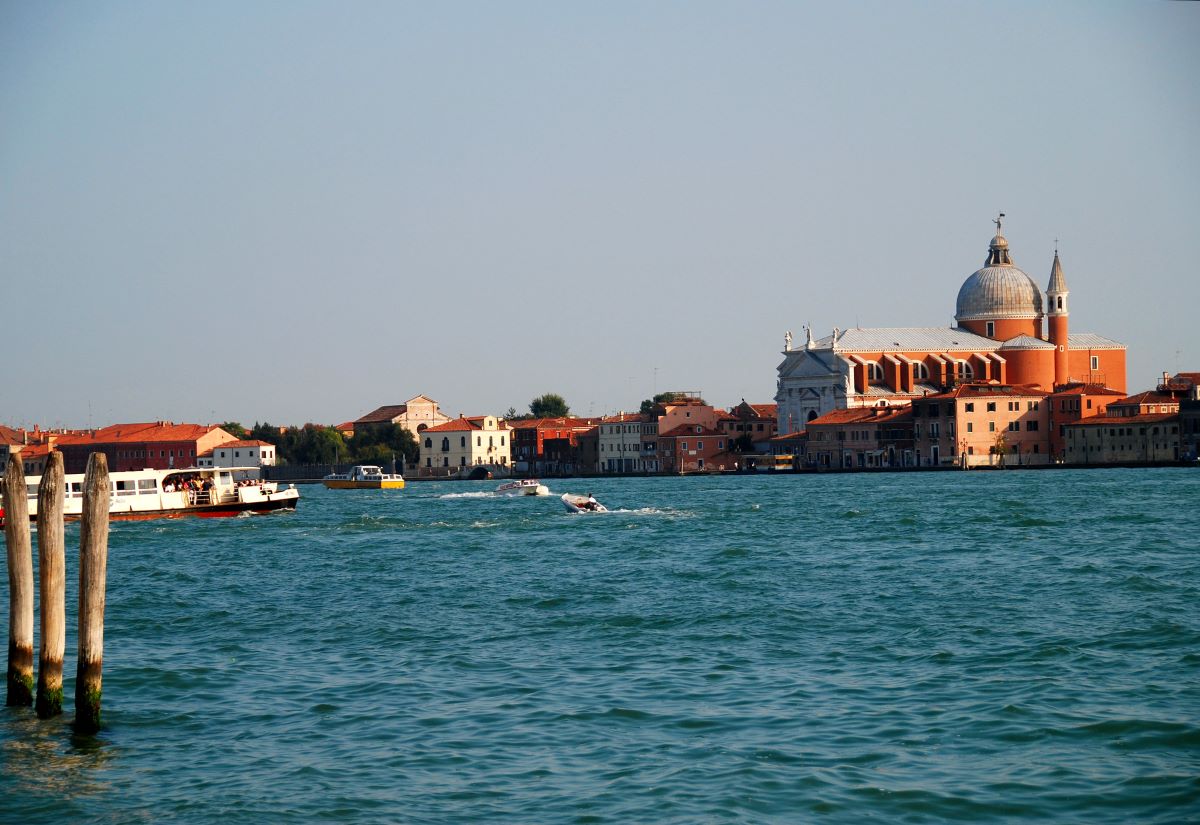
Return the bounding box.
[4,455,35,708]
[74,453,109,735]
[6,642,34,707]
[35,670,62,719]
[35,452,65,720]
[74,663,103,734]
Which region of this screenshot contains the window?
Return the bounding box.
[424,438,432,449]
[681,442,688,451]
[930,423,940,437]
[1026,421,1039,431]
[1090,356,1100,370]
[986,321,995,337]
[967,422,973,433]
[697,441,704,450]
[987,402,996,412]
[914,361,930,380]
[461,436,466,448]
[1028,401,1039,411]
[965,402,974,413]
[441,438,450,452]
[718,440,724,449]
[989,422,996,432]
[1008,421,1020,432]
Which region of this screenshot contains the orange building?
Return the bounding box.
[777,217,1127,432]
[912,383,1051,467]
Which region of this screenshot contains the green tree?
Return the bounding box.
[349,423,418,466]
[638,392,707,415]
[530,393,570,418]
[219,421,248,439]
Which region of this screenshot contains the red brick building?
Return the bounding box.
[55,422,238,474]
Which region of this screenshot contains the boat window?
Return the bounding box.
[114,480,138,496]
[138,479,158,495]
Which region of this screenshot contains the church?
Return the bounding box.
[775,217,1127,434]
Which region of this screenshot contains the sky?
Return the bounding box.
[2,1,1197,429]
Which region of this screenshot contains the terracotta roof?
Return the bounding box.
[0,425,24,446]
[421,418,483,433]
[770,431,807,441]
[917,383,1048,401]
[807,407,912,426]
[217,440,273,448]
[1048,384,1125,397]
[58,422,232,445]
[1112,392,1179,406]
[508,417,598,430]
[335,421,355,431]
[749,404,778,417]
[354,405,408,424]
[1072,413,1179,427]
[600,413,653,424]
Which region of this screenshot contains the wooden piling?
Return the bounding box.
[74,453,109,734]
[4,455,35,706]
[35,451,65,719]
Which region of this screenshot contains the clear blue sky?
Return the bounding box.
[2,1,1196,428]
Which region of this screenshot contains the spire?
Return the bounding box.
[1047,248,1068,297]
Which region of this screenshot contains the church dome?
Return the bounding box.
[955,224,1044,322]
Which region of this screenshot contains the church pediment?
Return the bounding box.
[778,349,840,379]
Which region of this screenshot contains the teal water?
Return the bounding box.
[2,469,1198,823]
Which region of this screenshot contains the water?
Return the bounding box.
[2,469,1198,823]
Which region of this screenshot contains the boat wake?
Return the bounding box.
[439,491,494,499]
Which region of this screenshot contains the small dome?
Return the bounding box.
[955,226,1044,322]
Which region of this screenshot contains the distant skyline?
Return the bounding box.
[2,1,1197,429]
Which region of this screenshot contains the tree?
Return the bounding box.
[529,393,570,418]
[219,421,248,439]
[348,422,419,466]
[638,392,707,415]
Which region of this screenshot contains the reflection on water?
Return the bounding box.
[0,709,115,803]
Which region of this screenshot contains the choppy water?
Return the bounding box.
[2,469,1199,823]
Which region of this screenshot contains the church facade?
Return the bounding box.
[776,219,1127,434]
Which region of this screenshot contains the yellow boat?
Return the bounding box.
[323,465,406,490]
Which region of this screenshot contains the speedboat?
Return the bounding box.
[1,466,298,526]
[497,479,550,496]
[561,493,607,513]
[323,465,405,489]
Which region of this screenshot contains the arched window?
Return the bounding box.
[913,361,930,381]
[807,410,819,422]
[956,361,973,381]
[460,436,466,448]
[867,361,883,381]
[441,437,450,452]
[424,438,432,449]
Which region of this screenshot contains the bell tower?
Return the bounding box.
[1046,245,1069,387]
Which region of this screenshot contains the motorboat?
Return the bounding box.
[0,466,298,526]
[496,479,550,496]
[561,493,607,513]
[323,465,406,489]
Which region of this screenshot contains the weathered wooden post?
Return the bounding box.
[35,451,65,719]
[74,453,109,734]
[4,455,34,706]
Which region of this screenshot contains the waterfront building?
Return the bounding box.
[911,383,1051,468]
[1045,383,1126,461]
[657,424,734,473]
[804,407,913,468]
[1180,385,1200,461]
[354,395,450,439]
[776,220,1127,434]
[510,417,601,474]
[54,422,238,474]
[719,401,778,453]
[596,413,657,474]
[419,415,511,471]
[197,439,278,477]
[1064,413,1181,464]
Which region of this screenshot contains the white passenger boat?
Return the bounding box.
[561,493,607,513]
[0,466,299,526]
[496,479,550,496]
[323,465,405,490]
